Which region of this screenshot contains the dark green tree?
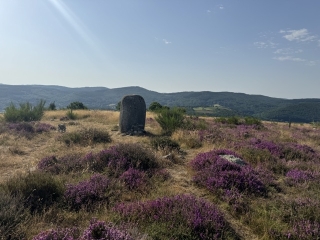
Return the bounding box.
[116,101,121,111]
[149,102,164,111]
[48,102,56,111]
[67,101,88,110]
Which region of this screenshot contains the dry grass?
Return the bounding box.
[0,110,161,183]
[1,111,320,239]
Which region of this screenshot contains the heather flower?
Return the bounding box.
[191,149,266,196]
[286,169,316,185]
[32,228,79,240]
[120,168,146,190]
[80,219,133,240]
[114,194,230,239]
[65,174,111,210]
[82,143,159,175]
[35,123,56,133]
[249,138,281,156]
[38,156,59,173]
[281,143,319,162]
[38,154,83,174]
[290,220,320,239]
[8,122,35,133]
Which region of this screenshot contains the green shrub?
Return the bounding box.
[215,116,241,125]
[66,109,77,120]
[67,101,88,110]
[3,171,64,213]
[155,108,185,135]
[3,100,46,122]
[48,102,56,111]
[150,136,180,152]
[244,116,262,126]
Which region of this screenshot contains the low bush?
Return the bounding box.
[215,116,241,125]
[81,219,133,240]
[191,149,267,196]
[7,122,55,137]
[33,227,80,240]
[120,168,146,190]
[150,136,180,152]
[4,171,64,213]
[285,169,316,185]
[244,116,262,126]
[4,100,46,122]
[37,154,83,174]
[281,143,319,162]
[35,122,56,133]
[85,143,159,175]
[59,128,112,146]
[33,220,133,240]
[114,194,236,239]
[38,143,160,178]
[8,122,35,134]
[65,174,114,211]
[155,108,185,135]
[66,109,78,120]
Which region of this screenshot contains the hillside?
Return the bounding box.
[1,84,320,123]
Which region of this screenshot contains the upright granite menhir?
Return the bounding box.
[119,95,146,135]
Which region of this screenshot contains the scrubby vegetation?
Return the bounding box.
[1,109,320,239]
[3,100,46,122]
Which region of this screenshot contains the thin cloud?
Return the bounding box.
[307,61,317,66]
[207,10,211,13]
[163,39,172,45]
[280,29,316,42]
[218,4,224,10]
[273,48,303,55]
[273,56,306,62]
[254,41,277,49]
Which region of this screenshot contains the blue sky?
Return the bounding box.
[0,0,319,99]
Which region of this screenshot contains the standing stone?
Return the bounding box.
[119,95,146,134]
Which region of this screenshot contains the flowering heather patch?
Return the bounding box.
[114,194,233,239]
[285,169,316,185]
[37,155,60,174]
[190,149,242,171]
[8,122,35,133]
[35,122,56,133]
[281,143,319,162]
[120,168,146,190]
[33,228,79,240]
[81,219,133,240]
[249,138,282,156]
[83,143,159,176]
[289,220,320,240]
[65,174,111,210]
[191,149,266,196]
[38,154,83,174]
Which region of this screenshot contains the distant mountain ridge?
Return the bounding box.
[1,84,320,123]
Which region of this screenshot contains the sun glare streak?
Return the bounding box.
[47,0,109,66]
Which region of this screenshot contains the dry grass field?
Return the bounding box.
[1,110,320,239]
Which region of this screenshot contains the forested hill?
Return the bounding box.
[0,84,320,123]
